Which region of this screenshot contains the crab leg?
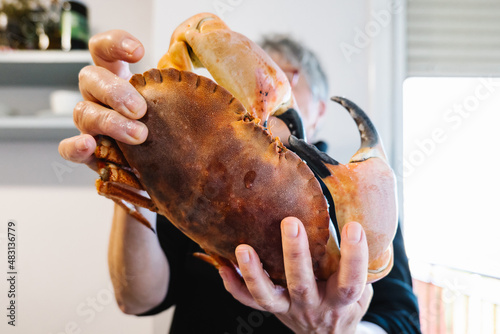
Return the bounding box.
[157,12,306,140]
[95,136,156,231]
[288,97,398,283]
[96,179,155,232]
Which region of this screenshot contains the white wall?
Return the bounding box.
[152,0,399,164]
[0,1,160,334]
[86,0,155,73]
[0,144,157,334]
[0,1,399,333]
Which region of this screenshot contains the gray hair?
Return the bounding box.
[260,35,329,102]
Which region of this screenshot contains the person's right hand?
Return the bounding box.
[58,30,148,168]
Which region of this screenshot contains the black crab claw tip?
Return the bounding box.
[276,108,306,140]
[288,135,339,179]
[331,96,379,149]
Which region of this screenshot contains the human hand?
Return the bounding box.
[58,30,148,168]
[219,218,373,334]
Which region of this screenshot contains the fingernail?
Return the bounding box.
[126,121,146,140]
[236,248,250,264]
[122,38,140,54]
[347,222,362,244]
[125,93,146,115]
[283,219,298,238]
[75,137,89,152]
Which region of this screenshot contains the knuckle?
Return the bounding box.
[58,140,70,160]
[336,284,363,304]
[254,297,276,312]
[88,33,100,51]
[100,79,127,110]
[288,283,313,301]
[88,31,113,56]
[73,101,89,127]
[241,273,259,287]
[99,79,115,99]
[89,30,130,62]
[101,112,119,135]
[74,100,88,113]
[78,65,93,82]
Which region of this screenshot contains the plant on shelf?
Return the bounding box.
[0,0,63,50]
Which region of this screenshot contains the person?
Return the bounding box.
[58,29,421,333]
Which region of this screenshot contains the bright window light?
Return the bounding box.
[403,77,500,278]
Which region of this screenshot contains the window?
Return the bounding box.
[407,0,500,77]
[403,77,500,277]
[404,0,500,331]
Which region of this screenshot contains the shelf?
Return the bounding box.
[0,50,92,63]
[0,50,92,86]
[0,50,91,140]
[0,115,79,141]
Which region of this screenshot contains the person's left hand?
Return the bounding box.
[219,217,373,334]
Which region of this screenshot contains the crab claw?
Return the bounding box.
[331,96,386,162]
[288,96,397,283]
[274,108,306,140]
[157,12,306,141]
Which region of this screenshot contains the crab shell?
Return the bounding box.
[119,68,332,285]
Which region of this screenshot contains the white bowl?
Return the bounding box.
[50,90,82,115]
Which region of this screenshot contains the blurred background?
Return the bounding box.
[0,0,498,333]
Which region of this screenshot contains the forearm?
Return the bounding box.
[108,204,169,314]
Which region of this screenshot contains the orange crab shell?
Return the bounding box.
[118,68,331,284]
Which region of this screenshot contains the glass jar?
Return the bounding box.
[60,0,88,51]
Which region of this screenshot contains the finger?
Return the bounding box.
[267,116,291,145]
[235,245,289,313]
[58,134,97,170]
[357,284,373,314]
[89,30,145,79]
[73,101,148,144]
[79,65,147,119]
[281,217,320,307]
[327,222,369,306]
[218,266,266,311]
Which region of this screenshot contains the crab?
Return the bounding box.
[94,13,397,285]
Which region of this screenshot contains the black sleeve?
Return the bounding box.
[137,214,193,316]
[362,224,422,333]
